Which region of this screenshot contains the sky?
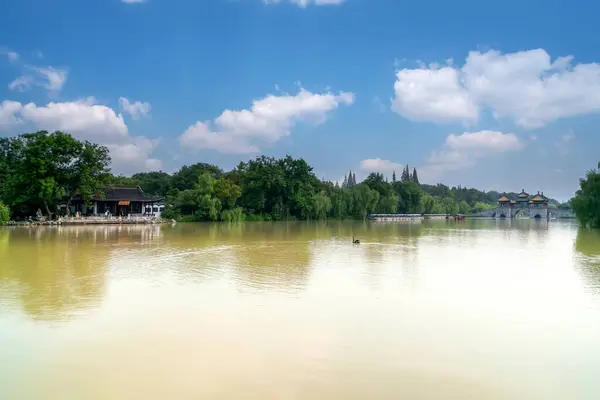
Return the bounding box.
[1,0,600,201]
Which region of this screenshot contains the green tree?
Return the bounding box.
[172,163,222,191]
[392,180,423,213]
[472,202,495,213]
[572,163,600,228]
[401,165,410,182]
[411,167,419,184]
[0,202,10,224]
[458,200,470,214]
[440,197,459,215]
[107,175,141,187]
[214,177,242,209]
[352,184,380,219]
[1,131,110,219]
[131,171,172,196]
[63,141,111,215]
[312,190,332,220]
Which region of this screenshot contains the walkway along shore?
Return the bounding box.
[5,216,174,226]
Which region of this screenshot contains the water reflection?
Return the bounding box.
[1,227,109,322]
[0,225,164,322]
[574,228,600,298]
[3,221,600,399]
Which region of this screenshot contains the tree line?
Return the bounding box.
[572,162,600,228]
[0,130,569,224]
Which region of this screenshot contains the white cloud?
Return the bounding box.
[358,131,525,185]
[20,99,129,143]
[0,100,23,130]
[119,97,151,120]
[360,158,404,173]
[8,65,68,94]
[179,87,354,154]
[263,0,345,7]
[121,0,147,3]
[180,122,260,154]
[421,131,525,182]
[8,75,34,92]
[391,64,478,124]
[107,136,163,172]
[445,130,524,152]
[392,48,600,128]
[1,98,161,173]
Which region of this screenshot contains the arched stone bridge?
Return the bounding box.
[471,208,575,219]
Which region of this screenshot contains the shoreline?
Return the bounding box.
[4,218,174,227]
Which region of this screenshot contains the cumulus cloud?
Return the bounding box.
[179,87,355,154]
[421,131,525,181]
[360,158,404,173]
[119,97,151,120]
[263,0,345,7]
[359,131,525,184]
[107,136,162,172]
[0,98,161,173]
[392,64,478,124]
[0,100,23,130]
[392,48,600,128]
[9,65,68,94]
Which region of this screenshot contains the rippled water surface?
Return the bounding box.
[2,220,600,399]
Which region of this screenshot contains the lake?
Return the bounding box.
[1,220,600,399]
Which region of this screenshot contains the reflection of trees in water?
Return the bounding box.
[163,221,429,294]
[155,222,315,292]
[574,229,600,297]
[226,223,314,294]
[0,225,165,322]
[1,227,112,322]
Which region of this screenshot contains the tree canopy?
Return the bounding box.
[572,162,600,228]
[0,131,110,218]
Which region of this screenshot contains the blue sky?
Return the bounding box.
[1,0,600,201]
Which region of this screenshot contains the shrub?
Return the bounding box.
[0,202,10,224]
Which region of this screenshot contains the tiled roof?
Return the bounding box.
[75,186,163,202]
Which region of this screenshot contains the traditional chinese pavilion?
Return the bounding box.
[70,186,164,217]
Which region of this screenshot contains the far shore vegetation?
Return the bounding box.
[571,162,600,229]
[0,130,577,225]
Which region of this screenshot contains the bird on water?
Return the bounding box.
[352,235,360,244]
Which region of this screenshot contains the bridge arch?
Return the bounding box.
[513,208,530,218]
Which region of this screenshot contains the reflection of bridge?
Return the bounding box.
[473,208,575,219]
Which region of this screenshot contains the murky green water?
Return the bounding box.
[1,220,600,399]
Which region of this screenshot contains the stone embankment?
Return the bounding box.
[6,217,176,226]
